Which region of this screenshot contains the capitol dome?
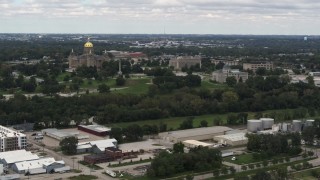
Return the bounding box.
[84,41,93,48]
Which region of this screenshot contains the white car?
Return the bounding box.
[231,157,237,161]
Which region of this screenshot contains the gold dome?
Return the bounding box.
[84,42,93,48]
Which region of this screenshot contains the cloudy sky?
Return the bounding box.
[0,0,319,34]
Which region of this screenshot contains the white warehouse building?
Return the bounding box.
[214,133,248,146]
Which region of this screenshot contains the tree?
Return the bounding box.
[241,165,247,171]
[98,83,110,93]
[213,117,222,125]
[301,126,316,145]
[179,117,194,130]
[252,171,271,180]
[60,137,78,155]
[226,76,237,87]
[116,76,126,86]
[262,160,268,167]
[234,175,250,180]
[213,170,220,177]
[200,120,208,127]
[256,67,267,76]
[307,75,315,86]
[185,174,194,180]
[221,166,228,175]
[110,127,123,143]
[123,124,143,142]
[229,166,236,175]
[173,142,184,154]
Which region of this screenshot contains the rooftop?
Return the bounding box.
[0,150,39,164]
[183,140,213,147]
[77,139,117,151]
[42,128,79,138]
[160,126,233,139]
[14,157,59,171]
[215,133,247,142]
[0,125,26,138]
[78,125,111,133]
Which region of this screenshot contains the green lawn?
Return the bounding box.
[56,72,71,82]
[224,153,256,165]
[109,159,152,167]
[292,167,320,180]
[69,175,98,180]
[108,109,297,130]
[200,80,228,90]
[109,114,229,129]
[114,78,151,95]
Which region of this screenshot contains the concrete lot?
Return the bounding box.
[119,139,166,152]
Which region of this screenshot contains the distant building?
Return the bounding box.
[243,62,274,71]
[68,40,110,69]
[77,139,117,154]
[12,157,67,174]
[214,133,248,146]
[211,59,239,66]
[158,126,233,143]
[78,125,111,137]
[212,65,248,83]
[169,56,201,70]
[0,125,27,152]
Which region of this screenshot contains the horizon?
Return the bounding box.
[1,1,320,35]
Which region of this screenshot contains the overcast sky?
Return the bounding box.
[0,0,319,35]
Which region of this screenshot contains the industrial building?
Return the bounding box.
[214,133,248,146]
[182,140,213,148]
[158,126,233,143]
[0,150,69,175]
[78,125,111,137]
[169,56,202,70]
[243,62,274,71]
[0,125,27,152]
[292,120,302,132]
[0,150,39,166]
[41,128,89,141]
[77,139,117,154]
[212,65,248,83]
[247,118,274,132]
[12,157,68,174]
[84,147,123,164]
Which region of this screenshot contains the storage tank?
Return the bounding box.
[281,123,288,132]
[247,120,262,132]
[292,120,302,132]
[305,119,315,127]
[260,118,274,130]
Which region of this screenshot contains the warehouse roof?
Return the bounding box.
[78,125,111,133]
[214,133,247,141]
[0,150,39,164]
[162,126,233,139]
[14,158,57,171]
[183,140,213,147]
[77,139,117,151]
[42,128,79,139]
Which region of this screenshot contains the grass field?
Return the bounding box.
[200,80,228,90]
[114,78,152,94]
[224,153,256,165]
[69,174,98,180]
[292,167,320,180]
[109,109,298,130]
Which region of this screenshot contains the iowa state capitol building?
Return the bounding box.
[68,40,110,69]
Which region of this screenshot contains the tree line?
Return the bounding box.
[148,146,222,178]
